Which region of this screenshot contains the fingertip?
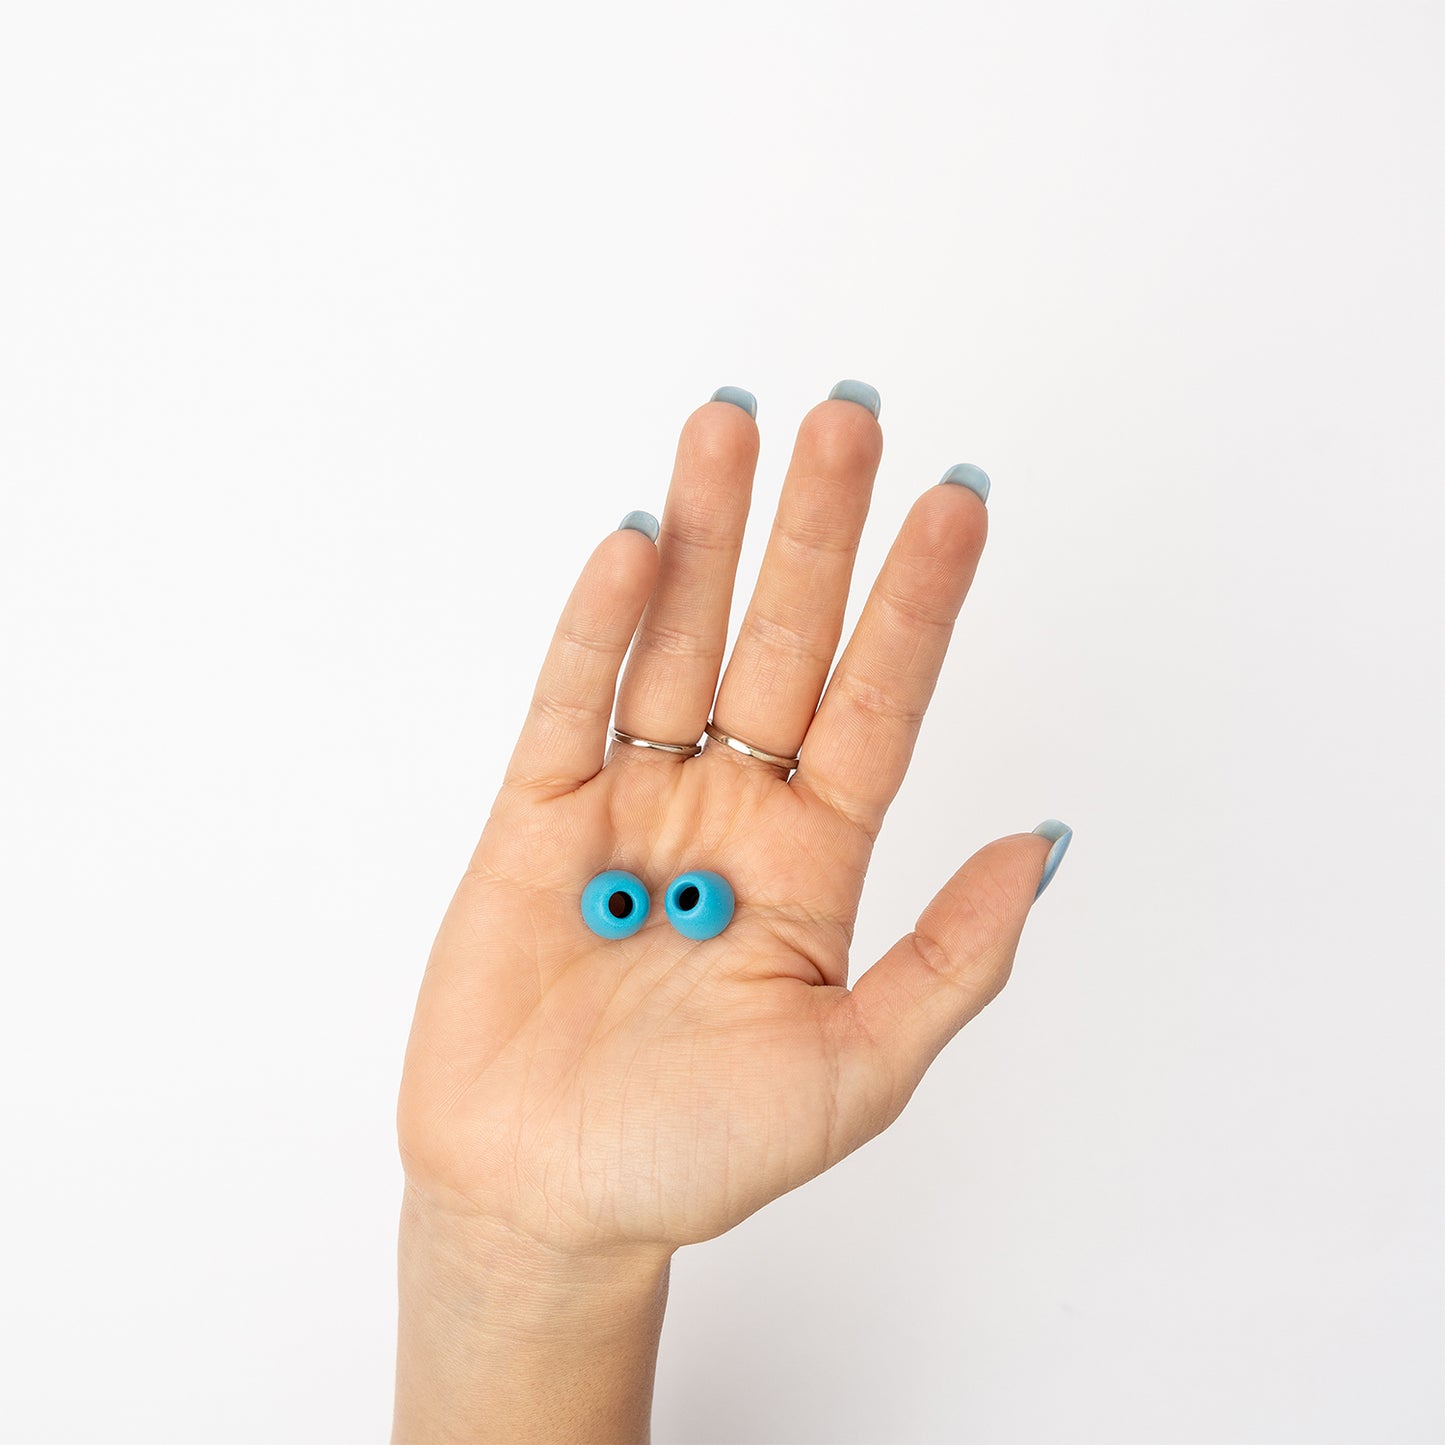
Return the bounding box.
[681,395,762,479]
[590,515,661,609]
[922,830,1056,942]
[795,396,884,483]
[895,475,989,580]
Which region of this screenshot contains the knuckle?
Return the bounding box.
[559,623,621,658]
[736,606,835,668]
[531,691,602,730]
[634,618,711,662]
[662,495,743,555]
[875,581,956,634]
[837,675,925,727]
[775,496,864,560]
[907,926,961,990]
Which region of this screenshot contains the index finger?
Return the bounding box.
[792,469,989,836]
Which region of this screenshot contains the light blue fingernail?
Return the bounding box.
[939,462,991,504]
[828,379,881,418]
[1031,819,1073,900]
[710,385,757,419]
[618,510,659,543]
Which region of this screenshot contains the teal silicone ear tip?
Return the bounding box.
[664,870,734,941]
[581,870,650,940]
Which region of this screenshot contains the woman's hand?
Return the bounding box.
[392,383,1071,1442]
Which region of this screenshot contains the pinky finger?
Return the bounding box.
[502,513,660,796]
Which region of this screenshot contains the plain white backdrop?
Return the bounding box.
[1,2,1441,1441]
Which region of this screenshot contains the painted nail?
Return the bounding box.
[828,379,881,419]
[710,385,758,419]
[617,510,660,543]
[1031,819,1073,900]
[939,462,991,504]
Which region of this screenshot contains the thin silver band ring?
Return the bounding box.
[609,726,702,758]
[704,720,801,772]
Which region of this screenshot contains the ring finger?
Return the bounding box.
[612,389,759,750]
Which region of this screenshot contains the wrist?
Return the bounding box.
[398,1182,674,1338]
[393,1184,673,1445]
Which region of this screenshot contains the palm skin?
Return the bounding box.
[397,390,1063,1263]
[400,748,889,1254]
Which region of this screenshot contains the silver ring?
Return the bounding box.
[609,726,702,758]
[704,720,801,772]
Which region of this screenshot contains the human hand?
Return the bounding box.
[397,383,1071,1263]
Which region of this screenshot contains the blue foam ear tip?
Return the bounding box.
[580,870,650,940]
[664,870,735,941]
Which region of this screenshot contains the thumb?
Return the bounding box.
[831,820,1073,1141]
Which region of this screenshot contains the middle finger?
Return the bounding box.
[708,381,884,760]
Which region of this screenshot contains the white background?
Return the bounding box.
[1,3,1441,1442]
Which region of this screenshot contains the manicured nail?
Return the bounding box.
[939,462,991,504]
[828,379,881,418]
[710,385,757,419]
[618,510,660,543]
[1031,819,1073,899]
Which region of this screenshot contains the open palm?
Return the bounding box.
[398,386,1067,1256]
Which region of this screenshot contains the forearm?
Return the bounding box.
[392,1185,673,1445]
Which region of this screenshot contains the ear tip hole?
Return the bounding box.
[608,891,635,919]
[675,884,701,911]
